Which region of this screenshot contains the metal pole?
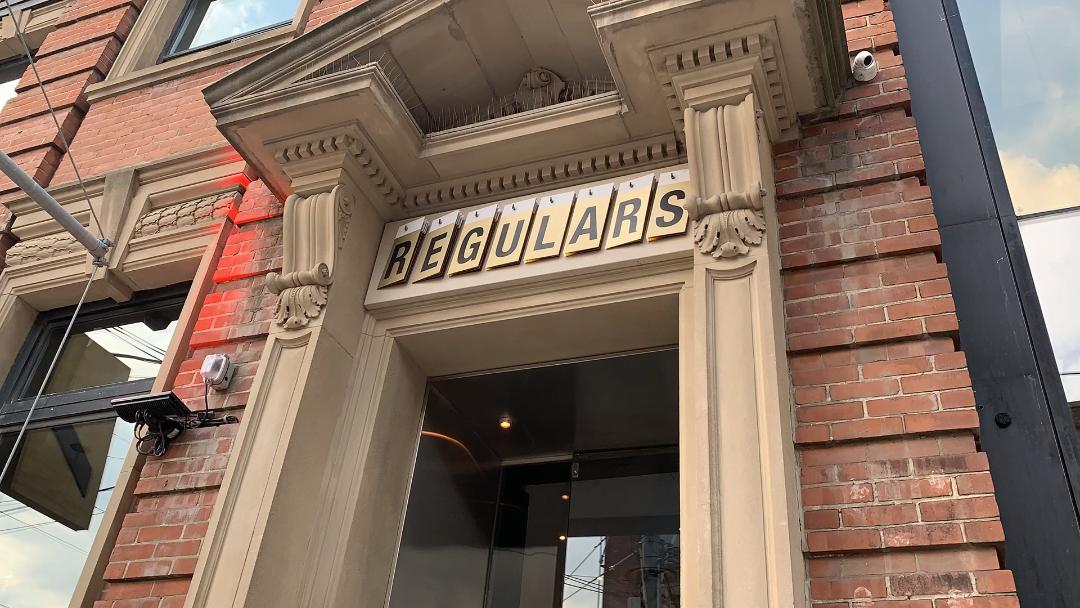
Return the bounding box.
[0,150,110,263]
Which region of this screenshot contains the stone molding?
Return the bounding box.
[648,22,794,139]
[403,133,682,212]
[265,185,352,329]
[273,126,403,209]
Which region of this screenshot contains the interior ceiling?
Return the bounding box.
[428,349,679,464]
[384,0,613,129]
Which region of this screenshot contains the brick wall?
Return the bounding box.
[49,59,253,184]
[304,0,366,32]
[0,0,142,195]
[777,1,1021,606]
[92,181,281,608]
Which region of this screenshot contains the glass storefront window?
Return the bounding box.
[0,285,186,607]
[388,349,680,607]
[32,318,176,397]
[0,418,133,607]
[958,0,1080,417]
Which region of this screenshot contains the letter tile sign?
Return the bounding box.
[372,167,691,292]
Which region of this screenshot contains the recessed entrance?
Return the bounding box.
[388,349,680,607]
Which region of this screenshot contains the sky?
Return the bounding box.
[188,0,298,49]
[958,0,1080,401]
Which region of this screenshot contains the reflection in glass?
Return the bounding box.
[41,320,176,395]
[564,452,680,607]
[957,0,1080,217]
[0,419,132,607]
[176,0,299,53]
[389,350,680,607]
[22,307,180,399]
[1019,210,1080,405]
[958,0,1080,425]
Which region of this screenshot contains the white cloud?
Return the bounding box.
[998,151,1080,216]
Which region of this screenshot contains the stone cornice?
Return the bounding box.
[648,22,793,141]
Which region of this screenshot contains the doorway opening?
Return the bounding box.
[387,348,680,607]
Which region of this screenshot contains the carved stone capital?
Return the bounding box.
[267,185,352,329]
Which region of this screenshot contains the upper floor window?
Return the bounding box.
[164,0,301,58]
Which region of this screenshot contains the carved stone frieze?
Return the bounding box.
[265,186,349,329]
[5,232,81,266]
[133,191,239,238]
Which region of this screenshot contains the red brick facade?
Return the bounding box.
[0,0,1024,606]
[0,0,140,195]
[94,180,281,607]
[776,1,1019,606]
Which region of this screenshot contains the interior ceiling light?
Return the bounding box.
[558,535,567,542]
[561,494,570,501]
[498,415,512,430]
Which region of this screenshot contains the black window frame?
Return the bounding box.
[160,0,297,62]
[0,283,189,430]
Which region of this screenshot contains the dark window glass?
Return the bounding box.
[0,418,133,607]
[165,0,300,58]
[0,286,185,427]
[389,349,680,607]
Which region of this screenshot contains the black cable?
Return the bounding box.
[130,381,239,457]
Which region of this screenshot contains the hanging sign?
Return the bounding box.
[375,168,691,289]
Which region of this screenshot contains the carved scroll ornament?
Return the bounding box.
[266,185,353,329]
[683,94,768,258]
[690,191,766,258]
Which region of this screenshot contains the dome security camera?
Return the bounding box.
[852,50,880,82]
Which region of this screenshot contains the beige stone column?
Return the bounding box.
[674,57,805,607]
[185,129,390,608]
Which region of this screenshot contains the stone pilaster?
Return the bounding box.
[186,126,385,608]
[663,31,805,608]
